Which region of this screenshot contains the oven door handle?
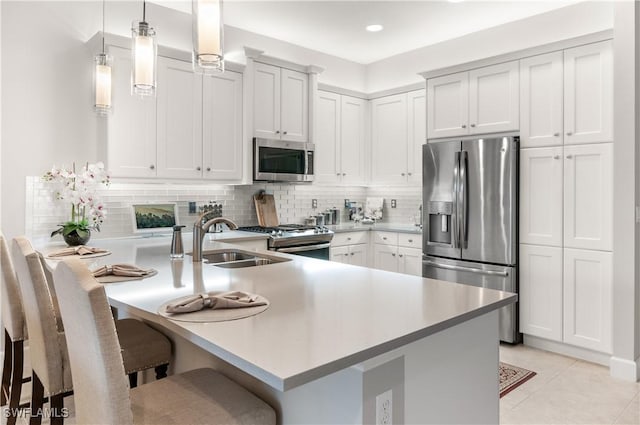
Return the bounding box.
[276,243,331,253]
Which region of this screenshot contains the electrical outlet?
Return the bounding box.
[375,390,392,425]
[391,199,397,208]
[312,199,318,209]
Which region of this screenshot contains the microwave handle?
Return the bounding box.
[306,151,314,175]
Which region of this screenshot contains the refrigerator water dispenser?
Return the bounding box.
[427,201,453,245]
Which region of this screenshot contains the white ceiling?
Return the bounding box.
[153,0,583,64]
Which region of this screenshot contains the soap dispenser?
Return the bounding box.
[170,225,186,258]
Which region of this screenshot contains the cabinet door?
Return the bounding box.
[398,247,422,276]
[427,72,468,139]
[563,248,612,353]
[563,143,613,251]
[330,245,349,263]
[348,244,368,267]
[469,61,519,134]
[315,91,341,183]
[254,62,281,139]
[156,57,203,179]
[563,40,613,145]
[520,52,563,148]
[202,70,243,181]
[519,147,563,247]
[107,46,157,178]
[407,89,426,184]
[280,68,309,142]
[519,244,563,341]
[374,244,398,273]
[340,95,367,184]
[371,94,408,184]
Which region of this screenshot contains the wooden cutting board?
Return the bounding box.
[253,194,279,227]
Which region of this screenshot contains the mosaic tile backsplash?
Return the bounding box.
[26,177,421,239]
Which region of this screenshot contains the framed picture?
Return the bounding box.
[131,203,179,234]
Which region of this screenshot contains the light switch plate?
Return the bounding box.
[391,199,397,208]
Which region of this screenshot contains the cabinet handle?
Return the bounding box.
[392,253,396,257]
[470,124,476,128]
[283,131,288,135]
[566,132,573,136]
[206,167,211,172]
[275,130,280,134]
[337,173,341,176]
[553,133,560,137]
[401,173,406,176]
[399,254,403,258]
[408,239,413,243]
[344,253,349,257]
[553,155,560,160]
[196,166,201,171]
[566,155,573,159]
[149,164,155,170]
[461,124,467,129]
[350,252,354,256]
[347,237,351,241]
[342,173,346,176]
[383,237,387,240]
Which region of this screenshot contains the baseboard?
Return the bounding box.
[523,335,611,366]
[609,356,640,382]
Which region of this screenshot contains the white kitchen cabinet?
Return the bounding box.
[398,247,422,276]
[519,244,563,341]
[563,248,612,353]
[156,57,203,179]
[426,61,519,139]
[330,231,369,266]
[374,244,399,273]
[520,52,564,148]
[315,91,367,184]
[563,40,613,145]
[202,70,243,181]
[373,231,423,276]
[370,90,425,185]
[563,143,613,251]
[519,147,563,247]
[254,62,308,142]
[106,46,157,178]
[330,245,349,264]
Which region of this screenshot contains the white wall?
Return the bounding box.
[365,1,614,93]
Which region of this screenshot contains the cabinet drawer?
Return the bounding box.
[332,231,368,247]
[374,231,398,245]
[398,233,421,248]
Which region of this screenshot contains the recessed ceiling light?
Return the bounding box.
[366,24,384,32]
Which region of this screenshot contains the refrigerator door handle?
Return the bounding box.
[460,150,469,249]
[452,151,460,249]
[423,259,509,277]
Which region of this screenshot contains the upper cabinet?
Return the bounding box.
[520,41,613,148]
[107,46,157,178]
[315,91,367,184]
[563,40,613,145]
[106,48,243,181]
[254,62,308,142]
[370,89,425,185]
[427,61,519,139]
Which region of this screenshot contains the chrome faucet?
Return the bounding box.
[192,212,239,262]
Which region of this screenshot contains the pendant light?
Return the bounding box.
[192,0,225,73]
[131,0,157,96]
[94,0,112,115]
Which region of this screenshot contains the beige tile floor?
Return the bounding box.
[500,344,640,425]
[1,344,639,424]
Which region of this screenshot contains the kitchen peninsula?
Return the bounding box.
[43,234,516,424]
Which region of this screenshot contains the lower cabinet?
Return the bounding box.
[330,231,369,266]
[372,231,422,276]
[519,243,612,353]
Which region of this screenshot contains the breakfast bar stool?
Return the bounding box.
[53,258,276,425]
[11,237,173,425]
[0,234,30,425]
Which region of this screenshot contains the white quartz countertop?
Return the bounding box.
[327,223,423,234]
[42,235,514,392]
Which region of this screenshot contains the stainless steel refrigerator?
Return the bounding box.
[422,135,520,343]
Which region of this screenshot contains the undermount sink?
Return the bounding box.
[188,249,290,268]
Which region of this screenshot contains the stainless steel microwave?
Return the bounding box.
[253,138,314,182]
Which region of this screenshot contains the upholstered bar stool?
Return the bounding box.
[53,258,276,425]
[0,234,30,425]
[11,237,173,425]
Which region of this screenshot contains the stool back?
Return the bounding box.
[0,233,27,341]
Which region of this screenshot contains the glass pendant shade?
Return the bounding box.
[131,20,157,96]
[94,53,112,115]
[192,0,224,73]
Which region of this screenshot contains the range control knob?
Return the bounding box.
[323,227,329,233]
[314,227,320,233]
[271,230,277,236]
[277,230,283,237]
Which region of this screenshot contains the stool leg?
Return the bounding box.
[29,372,44,425]
[1,329,13,406]
[154,364,168,380]
[7,340,24,425]
[128,372,138,389]
[49,394,64,425]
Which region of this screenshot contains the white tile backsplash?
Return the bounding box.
[25,177,421,239]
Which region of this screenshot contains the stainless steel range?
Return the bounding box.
[237,224,333,260]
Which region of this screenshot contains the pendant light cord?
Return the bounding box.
[101,0,105,54]
[143,0,146,23]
